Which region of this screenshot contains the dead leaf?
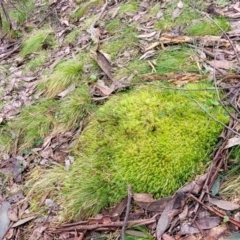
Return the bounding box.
[0,202,11,240]
[11,216,36,228]
[8,208,18,222]
[135,197,171,212]
[6,190,25,204]
[162,233,175,240]
[110,198,127,220]
[57,84,75,98]
[180,216,221,235]
[224,137,240,149]
[137,32,156,38]
[28,224,48,240]
[133,193,155,202]
[207,60,234,70]
[95,80,115,96]
[172,7,183,21]
[140,50,156,60]
[179,173,208,194]
[206,225,228,240]
[156,198,175,239]
[39,147,53,159]
[209,197,240,211]
[91,50,113,81]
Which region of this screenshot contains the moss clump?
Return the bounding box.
[70,0,100,21]
[56,82,229,219]
[102,25,137,59]
[119,2,138,14]
[20,28,55,57]
[185,17,230,36]
[155,47,198,74]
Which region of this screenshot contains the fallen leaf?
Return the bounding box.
[135,197,171,212]
[224,137,240,149]
[29,224,48,240]
[180,216,221,235]
[137,32,156,38]
[140,50,156,60]
[110,198,127,220]
[8,208,18,222]
[156,193,186,239]
[0,202,11,240]
[95,80,115,96]
[209,197,240,211]
[11,216,36,228]
[172,7,183,21]
[206,225,228,240]
[133,193,155,202]
[207,60,234,70]
[91,50,113,81]
[210,176,221,196]
[57,84,75,98]
[156,198,175,239]
[162,233,175,240]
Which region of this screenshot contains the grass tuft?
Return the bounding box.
[11,100,56,151]
[53,86,95,133]
[24,51,48,73]
[20,28,55,57]
[43,59,84,98]
[185,17,230,36]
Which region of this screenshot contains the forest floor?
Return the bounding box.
[1,0,240,239]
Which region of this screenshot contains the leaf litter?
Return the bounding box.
[2,0,240,239]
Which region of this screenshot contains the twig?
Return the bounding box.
[121,185,132,240]
[52,214,158,232]
[0,1,12,30]
[89,0,108,49]
[188,193,240,228]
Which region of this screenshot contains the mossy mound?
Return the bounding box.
[60,82,229,218]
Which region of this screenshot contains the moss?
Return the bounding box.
[119,2,138,14]
[155,47,198,74]
[185,17,230,36]
[153,1,229,36]
[52,82,228,219]
[115,58,150,81]
[64,28,82,44]
[102,25,137,59]
[70,0,100,20]
[20,28,55,57]
[154,5,199,31]
[105,19,121,33]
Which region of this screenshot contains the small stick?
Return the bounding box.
[121,185,132,240]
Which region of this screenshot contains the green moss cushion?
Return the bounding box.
[62,83,229,218]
